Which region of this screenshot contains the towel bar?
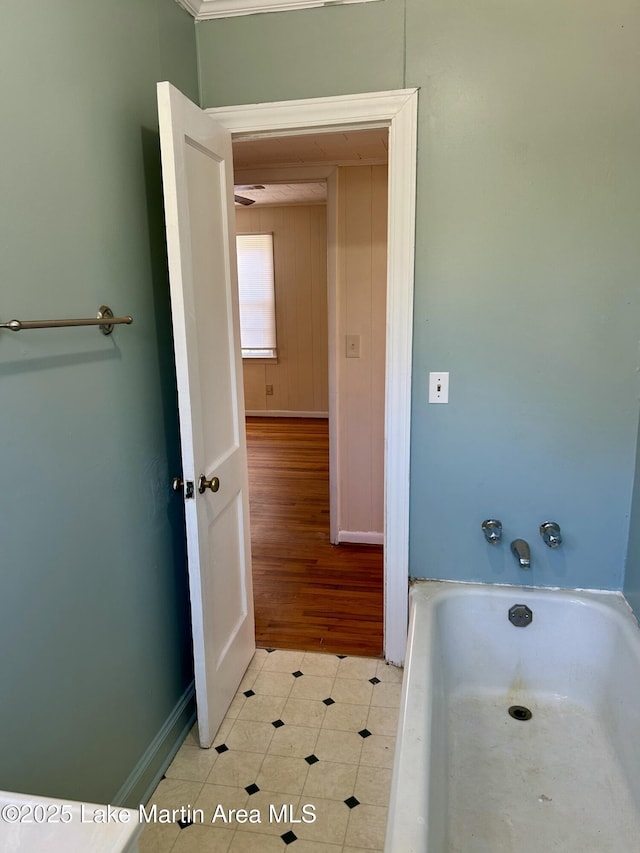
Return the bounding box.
[0,305,133,336]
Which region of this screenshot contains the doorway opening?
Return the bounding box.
[208,89,417,666]
[232,129,388,656]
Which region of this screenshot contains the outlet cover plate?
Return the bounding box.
[346,334,361,358]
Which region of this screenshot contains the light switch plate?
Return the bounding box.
[429,372,449,403]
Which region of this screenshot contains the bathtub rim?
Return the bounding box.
[384,579,639,853]
[0,790,142,851]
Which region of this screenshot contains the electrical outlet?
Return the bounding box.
[428,372,449,404]
[346,334,361,358]
[266,384,274,396]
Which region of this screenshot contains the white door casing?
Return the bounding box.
[157,81,255,746]
[207,90,417,665]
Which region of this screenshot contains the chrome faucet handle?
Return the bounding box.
[540,521,562,548]
[482,519,502,544]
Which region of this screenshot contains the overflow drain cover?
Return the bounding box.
[508,705,533,721]
[509,604,533,627]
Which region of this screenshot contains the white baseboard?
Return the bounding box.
[112,681,196,808]
[245,410,328,418]
[337,530,384,545]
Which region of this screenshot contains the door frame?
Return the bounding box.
[207,89,417,665]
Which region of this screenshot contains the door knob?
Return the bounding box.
[198,474,220,494]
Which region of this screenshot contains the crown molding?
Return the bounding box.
[174,0,201,15]
[176,0,381,21]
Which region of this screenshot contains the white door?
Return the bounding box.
[157,81,255,748]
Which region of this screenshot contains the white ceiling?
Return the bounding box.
[235,182,326,207]
[233,128,388,170]
[233,128,388,207]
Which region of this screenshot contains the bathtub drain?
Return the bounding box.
[508,705,532,721]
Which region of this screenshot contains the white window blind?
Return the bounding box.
[236,233,277,359]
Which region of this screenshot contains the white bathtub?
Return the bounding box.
[385,581,640,852]
[0,791,142,851]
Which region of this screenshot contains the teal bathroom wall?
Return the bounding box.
[0,0,198,805]
[197,0,640,593]
[197,0,405,105]
[405,0,640,591]
[2,0,640,807]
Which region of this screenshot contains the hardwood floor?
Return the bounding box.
[246,416,384,657]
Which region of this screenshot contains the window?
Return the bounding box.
[236,233,277,359]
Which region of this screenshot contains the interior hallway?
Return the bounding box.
[246,417,384,657]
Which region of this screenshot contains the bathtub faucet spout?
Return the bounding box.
[511,539,531,569]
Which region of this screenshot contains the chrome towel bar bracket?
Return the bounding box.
[0,305,133,336]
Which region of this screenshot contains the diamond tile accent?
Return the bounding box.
[177,818,193,829]
[141,651,401,853]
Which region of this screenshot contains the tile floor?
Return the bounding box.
[140,649,402,853]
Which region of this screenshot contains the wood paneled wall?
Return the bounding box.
[336,165,388,540]
[236,204,328,415]
[236,166,388,542]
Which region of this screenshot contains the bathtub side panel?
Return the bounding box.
[385,590,436,851]
[599,617,640,809]
[427,600,449,851]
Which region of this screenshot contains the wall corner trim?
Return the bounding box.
[112,681,196,809]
